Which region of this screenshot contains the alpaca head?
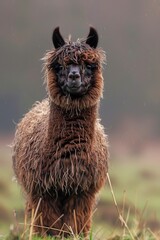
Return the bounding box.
[44,27,106,109]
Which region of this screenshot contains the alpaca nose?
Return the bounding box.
[68,65,81,88]
[68,71,80,81]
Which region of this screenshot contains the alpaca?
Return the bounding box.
[12,27,109,238]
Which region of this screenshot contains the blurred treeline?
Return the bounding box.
[1,1,160,145]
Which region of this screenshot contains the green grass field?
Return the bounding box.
[0,146,160,239]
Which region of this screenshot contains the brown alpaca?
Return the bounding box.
[12,27,109,238]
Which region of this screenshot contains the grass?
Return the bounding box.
[0,146,160,239]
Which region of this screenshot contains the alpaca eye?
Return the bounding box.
[54,63,63,72]
[86,64,92,69]
[86,63,96,70]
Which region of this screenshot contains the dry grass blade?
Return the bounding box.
[20,222,71,235]
[29,208,34,240]
[73,209,78,236]
[107,172,135,240]
[42,214,64,237]
[122,190,126,222]
[13,210,19,234]
[20,211,28,239]
[79,208,97,236]
[138,200,148,229]
[122,190,126,237]
[147,228,159,240]
[29,198,42,240]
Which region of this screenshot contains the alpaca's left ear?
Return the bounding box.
[52,27,65,49]
[86,27,98,48]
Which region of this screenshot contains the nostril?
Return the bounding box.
[75,73,80,79]
[69,72,80,80]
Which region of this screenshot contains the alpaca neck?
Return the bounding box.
[48,101,98,144]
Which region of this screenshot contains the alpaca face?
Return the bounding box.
[44,27,106,108]
[52,61,97,97]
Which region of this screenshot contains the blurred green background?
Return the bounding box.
[0,0,160,238]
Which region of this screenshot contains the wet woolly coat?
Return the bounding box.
[12,37,109,237]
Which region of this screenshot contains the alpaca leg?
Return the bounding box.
[27,197,63,237]
[62,193,95,237]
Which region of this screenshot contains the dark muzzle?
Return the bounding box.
[67,65,82,94]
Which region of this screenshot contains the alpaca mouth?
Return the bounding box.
[66,85,82,95]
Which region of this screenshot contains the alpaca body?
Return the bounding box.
[13,27,109,237]
[13,99,108,195]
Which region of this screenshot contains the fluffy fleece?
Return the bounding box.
[12,27,109,238]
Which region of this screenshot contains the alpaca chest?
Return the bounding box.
[43,121,96,193]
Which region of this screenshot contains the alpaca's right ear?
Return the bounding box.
[52,27,65,49]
